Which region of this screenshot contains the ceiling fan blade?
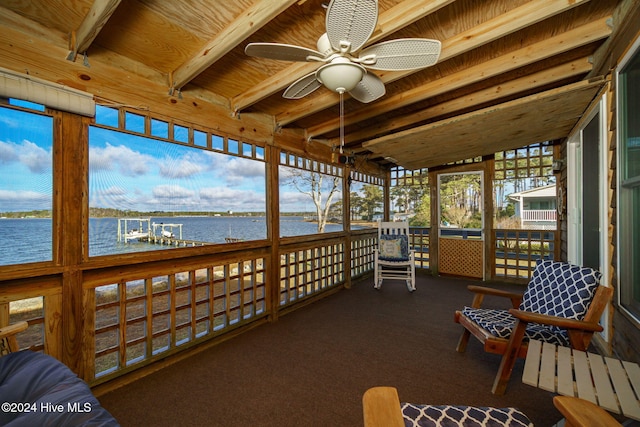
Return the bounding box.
[245,43,323,62]
[349,72,385,103]
[283,72,323,99]
[326,0,378,53]
[359,39,442,71]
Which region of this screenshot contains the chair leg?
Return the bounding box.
[492,319,527,395]
[456,329,471,353]
[408,265,416,292]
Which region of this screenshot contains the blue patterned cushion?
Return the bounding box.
[461,307,570,346]
[379,234,409,261]
[401,403,533,427]
[520,260,601,320]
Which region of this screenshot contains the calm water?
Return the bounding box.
[0,216,356,265]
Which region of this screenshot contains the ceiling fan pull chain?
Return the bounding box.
[339,90,344,154]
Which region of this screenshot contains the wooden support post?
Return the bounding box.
[266,145,281,322]
[55,111,89,379]
[428,169,439,275]
[343,167,352,288]
[483,156,494,281]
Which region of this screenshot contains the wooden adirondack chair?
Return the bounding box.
[454,259,612,395]
[363,386,533,427]
[0,321,28,355]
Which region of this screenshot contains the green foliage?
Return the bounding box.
[351,184,383,220]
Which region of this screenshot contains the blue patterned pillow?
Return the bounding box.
[401,403,533,427]
[379,234,409,261]
[520,260,601,320]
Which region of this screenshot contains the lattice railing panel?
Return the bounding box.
[493,230,555,279]
[410,228,430,269]
[93,258,266,380]
[350,233,376,278]
[279,242,345,306]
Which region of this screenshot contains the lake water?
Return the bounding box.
[0,216,361,265]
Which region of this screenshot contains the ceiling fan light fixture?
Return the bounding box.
[246,0,441,101]
[316,59,364,93]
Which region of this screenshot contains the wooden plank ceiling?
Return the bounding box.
[0,0,621,170]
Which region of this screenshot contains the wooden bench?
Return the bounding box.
[523,339,640,422]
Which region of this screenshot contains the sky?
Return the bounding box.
[0,106,53,212]
[0,103,340,214]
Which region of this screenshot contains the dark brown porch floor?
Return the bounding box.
[98,272,566,426]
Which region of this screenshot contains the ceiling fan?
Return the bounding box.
[244,0,442,104]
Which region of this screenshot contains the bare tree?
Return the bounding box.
[281,167,341,233]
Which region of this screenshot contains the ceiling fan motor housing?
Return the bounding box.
[316,57,365,93]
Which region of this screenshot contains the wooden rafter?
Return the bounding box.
[363,78,606,169]
[339,57,594,150]
[230,0,456,112]
[67,0,122,62]
[305,16,611,138]
[169,0,298,93]
[276,0,594,129]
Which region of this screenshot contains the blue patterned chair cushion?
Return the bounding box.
[460,307,570,346]
[401,403,533,427]
[379,234,409,261]
[520,260,601,320]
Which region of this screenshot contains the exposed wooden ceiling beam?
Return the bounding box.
[277,0,593,129]
[67,0,122,62]
[334,57,593,150]
[363,78,605,169]
[231,0,455,112]
[169,0,298,93]
[305,16,611,138]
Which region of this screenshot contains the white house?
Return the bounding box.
[508,184,557,229]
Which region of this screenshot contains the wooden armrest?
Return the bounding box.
[467,285,523,308]
[363,387,405,427]
[509,309,603,332]
[0,321,28,339]
[0,321,28,353]
[553,396,621,427]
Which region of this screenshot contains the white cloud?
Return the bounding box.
[159,153,205,179]
[152,184,196,200]
[225,157,265,179]
[101,186,127,196]
[0,116,20,129]
[0,140,18,164]
[0,189,50,210]
[89,143,155,176]
[19,140,51,173]
[199,187,265,210]
[0,139,50,173]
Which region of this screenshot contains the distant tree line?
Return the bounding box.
[1,207,292,218]
[0,210,52,218]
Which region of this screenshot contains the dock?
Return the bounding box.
[117,218,209,247]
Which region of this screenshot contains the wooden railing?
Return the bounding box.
[4,226,558,385]
[87,257,268,381]
[0,278,62,358]
[493,229,556,280]
[521,209,557,222]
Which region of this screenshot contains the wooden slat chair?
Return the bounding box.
[454,259,612,395]
[0,321,28,355]
[553,396,622,427]
[363,386,533,427]
[374,221,416,292]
